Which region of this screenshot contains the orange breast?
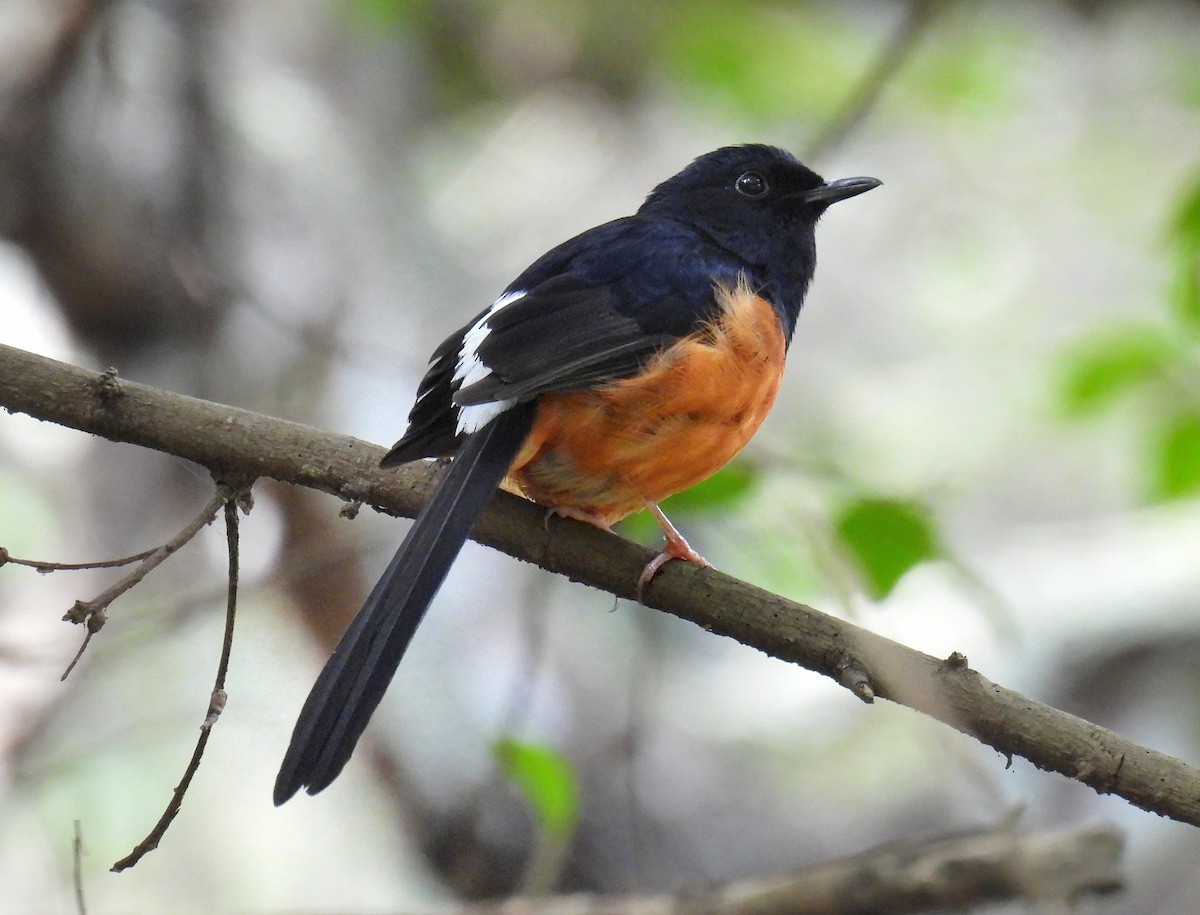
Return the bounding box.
[504,281,786,524]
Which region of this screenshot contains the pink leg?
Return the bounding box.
[637,502,712,597]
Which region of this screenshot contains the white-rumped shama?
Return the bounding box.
[275,145,879,803]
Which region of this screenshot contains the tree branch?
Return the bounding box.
[2,342,1199,827]
[459,822,1124,915]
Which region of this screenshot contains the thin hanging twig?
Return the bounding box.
[111,490,246,872]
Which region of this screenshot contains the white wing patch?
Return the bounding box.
[456,398,517,435]
[453,290,525,435]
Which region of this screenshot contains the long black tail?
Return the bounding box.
[274,403,535,804]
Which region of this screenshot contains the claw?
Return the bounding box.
[636,502,712,599]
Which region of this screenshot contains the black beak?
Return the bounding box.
[802,176,881,205]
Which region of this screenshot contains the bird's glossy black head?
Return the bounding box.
[638,144,879,335]
[638,145,878,257]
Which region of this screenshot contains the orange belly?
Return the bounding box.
[503,281,786,524]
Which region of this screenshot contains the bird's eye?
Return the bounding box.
[735,172,769,198]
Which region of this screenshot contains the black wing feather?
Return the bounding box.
[382,343,461,465]
[380,215,752,464]
[454,284,676,404]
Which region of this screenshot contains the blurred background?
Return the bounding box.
[1,0,1199,912]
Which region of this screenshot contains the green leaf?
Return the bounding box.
[495,739,578,836]
[834,498,939,599]
[1171,256,1200,332]
[1173,173,1200,244]
[1058,325,1174,415]
[1169,174,1200,331]
[659,462,758,514]
[619,463,758,542]
[1153,412,1200,501]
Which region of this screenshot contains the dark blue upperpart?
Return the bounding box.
[502,216,755,341]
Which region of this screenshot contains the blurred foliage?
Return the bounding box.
[833,497,940,599]
[1058,167,1200,503]
[495,738,579,892]
[495,738,578,838]
[662,461,759,513]
[1171,171,1200,330]
[1058,324,1177,415]
[1156,410,1200,500]
[659,3,870,121]
[339,0,1042,136]
[350,0,422,27]
[341,0,888,121]
[344,0,657,105]
[622,465,950,604]
[616,463,759,551]
[897,17,1022,116]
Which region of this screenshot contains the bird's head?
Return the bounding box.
[638,144,879,266]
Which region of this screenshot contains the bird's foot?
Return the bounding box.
[636,502,712,599]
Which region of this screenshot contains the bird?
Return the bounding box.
[274,144,879,804]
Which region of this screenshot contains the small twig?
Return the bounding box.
[835,653,876,703]
[59,612,104,682]
[60,486,231,680]
[111,491,245,872]
[213,497,240,693]
[72,819,87,915]
[0,545,160,573]
[805,0,941,161]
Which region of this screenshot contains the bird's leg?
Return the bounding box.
[638,502,711,598]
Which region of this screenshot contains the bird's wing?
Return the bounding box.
[385,217,751,464]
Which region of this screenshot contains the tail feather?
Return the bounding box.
[274,403,535,804]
